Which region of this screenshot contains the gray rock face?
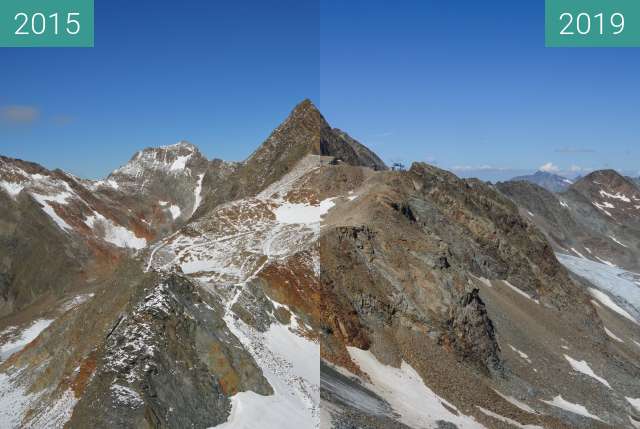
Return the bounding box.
[69,274,270,428]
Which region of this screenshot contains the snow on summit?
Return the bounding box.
[110,141,199,178]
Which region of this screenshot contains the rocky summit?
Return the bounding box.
[1,100,639,429]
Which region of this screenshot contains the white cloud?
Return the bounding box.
[451,165,510,172]
[0,105,39,124]
[539,162,560,173]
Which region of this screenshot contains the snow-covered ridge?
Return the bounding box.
[110,141,199,179]
[0,159,149,249]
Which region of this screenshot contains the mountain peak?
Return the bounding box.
[571,169,640,222]
[510,170,572,193]
[240,100,386,196]
[135,141,201,159]
[160,140,200,152]
[572,169,639,196]
[107,140,208,196]
[578,169,626,185]
[289,98,321,120]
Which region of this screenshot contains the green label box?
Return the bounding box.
[0,0,93,47]
[546,0,640,47]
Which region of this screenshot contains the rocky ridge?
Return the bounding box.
[0,100,639,428]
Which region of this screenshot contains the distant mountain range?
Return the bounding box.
[510,170,574,192]
[1,100,639,428]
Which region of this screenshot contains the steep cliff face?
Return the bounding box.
[1,101,640,429]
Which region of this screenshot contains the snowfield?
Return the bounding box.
[556,253,640,323]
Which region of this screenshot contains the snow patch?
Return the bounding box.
[192,173,205,215]
[593,201,614,217]
[609,235,628,248]
[493,389,538,414]
[471,275,492,288]
[347,347,485,428]
[509,344,532,364]
[169,154,192,171]
[600,190,631,202]
[110,384,143,408]
[604,327,624,343]
[168,205,181,220]
[627,397,640,413]
[476,406,543,429]
[541,395,604,422]
[274,199,335,225]
[85,212,147,249]
[564,355,611,389]
[25,388,78,429]
[31,192,74,232]
[0,181,24,198]
[0,370,36,427]
[503,281,539,304]
[0,319,54,361]
[589,288,637,324]
[570,248,586,259]
[595,256,617,267]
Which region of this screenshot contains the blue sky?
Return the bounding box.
[320,0,640,181]
[0,0,319,179]
[2,0,639,181]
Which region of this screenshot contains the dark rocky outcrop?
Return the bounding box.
[442,288,501,374]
